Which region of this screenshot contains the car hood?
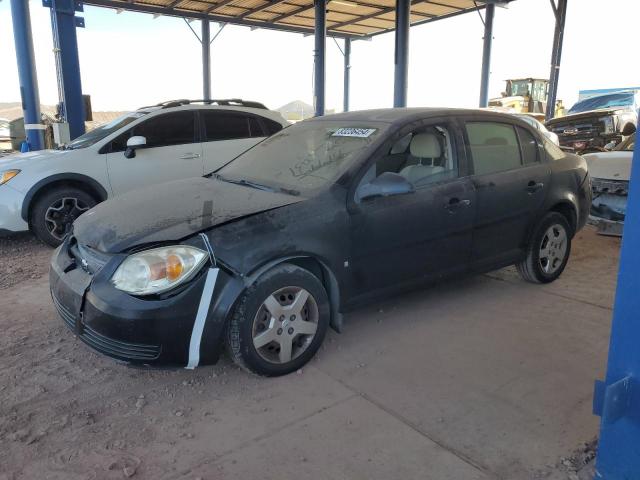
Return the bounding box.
[546,108,626,126]
[73,177,305,253]
[0,149,69,169]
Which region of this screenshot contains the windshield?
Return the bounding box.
[568,92,635,114]
[216,120,388,194]
[65,111,150,149]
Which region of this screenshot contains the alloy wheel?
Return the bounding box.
[44,197,90,241]
[539,224,568,274]
[251,286,319,364]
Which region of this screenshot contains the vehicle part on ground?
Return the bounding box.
[517,212,572,283]
[226,264,329,376]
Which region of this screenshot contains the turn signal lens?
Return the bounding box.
[112,246,207,295]
[0,169,20,185]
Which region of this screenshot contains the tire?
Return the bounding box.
[226,263,330,376]
[30,187,97,247]
[517,212,572,284]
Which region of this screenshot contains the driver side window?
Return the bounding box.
[361,124,458,190]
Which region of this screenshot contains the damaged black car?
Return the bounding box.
[50,109,591,376]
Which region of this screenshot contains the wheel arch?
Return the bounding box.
[21,173,109,222]
[549,200,578,236]
[245,255,344,333]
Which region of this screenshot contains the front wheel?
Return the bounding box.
[226,264,330,376]
[30,187,97,247]
[517,212,572,284]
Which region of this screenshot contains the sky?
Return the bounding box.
[0,0,639,113]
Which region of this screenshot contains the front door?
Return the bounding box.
[348,121,476,297]
[106,110,203,195]
[463,120,550,267]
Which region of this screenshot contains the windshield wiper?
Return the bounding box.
[212,174,299,196]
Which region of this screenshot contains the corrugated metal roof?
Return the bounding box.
[83,0,502,38]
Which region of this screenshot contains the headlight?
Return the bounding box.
[600,116,615,134]
[112,246,208,295]
[0,169,20,185]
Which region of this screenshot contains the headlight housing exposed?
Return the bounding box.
[0,169,20,185]
[600,116,615,134]
[112,246,208,295]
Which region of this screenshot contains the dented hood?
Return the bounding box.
[73,177,304,253]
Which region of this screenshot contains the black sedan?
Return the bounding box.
[50,108,591,376]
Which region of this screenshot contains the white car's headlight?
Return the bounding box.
[0,169,20,185]
[112,246,208,295]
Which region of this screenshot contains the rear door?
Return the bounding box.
[106,110,203,195]
[463,119,550,268]
[200,110,267,173]
[348,120,476,296]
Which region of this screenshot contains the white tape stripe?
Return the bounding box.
[24,124,47,130]
[186,267,219,369]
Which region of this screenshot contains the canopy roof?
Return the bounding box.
[84,0,504,38]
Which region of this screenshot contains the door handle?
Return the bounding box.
[444,197,471,211]
[180,153,201,160]
[526,181,544,194]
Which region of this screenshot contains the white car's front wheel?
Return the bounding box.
[30,187,97,247]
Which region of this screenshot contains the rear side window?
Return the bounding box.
[465,122,521,175]
[135,111,196,148]
[262,118,285,136]
[517,126,539,164]
[203,111,258,141]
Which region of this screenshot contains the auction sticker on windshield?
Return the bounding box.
[332,128,377,138]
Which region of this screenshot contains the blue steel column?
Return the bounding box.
[202,20,211,101]
[48,0,85,140]
[593,117,640,479]
[393,0,410,108]
[343,37,351,112]
[545,0,567,121]
[10,0,44,151]
[313,0,326,117]
[478,3,495,108]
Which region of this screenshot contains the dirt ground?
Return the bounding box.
[0,227,620,480]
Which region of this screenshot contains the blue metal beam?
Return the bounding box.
[545,0,567,121]
[478,3,495,108]
[313,0,326,117]
[202,20,211,100]
[45,0,86,140]
[393,0,410,108]
[593,117,640,478]
[10,0,44,151]
[343,37,351,112]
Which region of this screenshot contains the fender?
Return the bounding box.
[21,173,109,222]
[245,254,344,333]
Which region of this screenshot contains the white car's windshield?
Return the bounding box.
[65,111,150,150]
[216,120,389,194]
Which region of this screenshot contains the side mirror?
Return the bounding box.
[356,172,414,202]
[124,136,146,159]
[622,123,636,136]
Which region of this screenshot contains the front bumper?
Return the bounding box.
[0,184,29,233]
[49,238,244,367]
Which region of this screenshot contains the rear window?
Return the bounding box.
[203,111,257,141]
[262,118,285,136]
[517,127,539,164]
[466,122,522,175]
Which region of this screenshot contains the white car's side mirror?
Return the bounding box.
[125,136,146,159]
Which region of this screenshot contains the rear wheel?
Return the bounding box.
[517,212,572,284]
[226,264,330,376]
[30,187,97,247]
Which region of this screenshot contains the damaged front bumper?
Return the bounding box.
[49,236,244,367]
[589,178,628,237]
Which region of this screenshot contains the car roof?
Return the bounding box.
[136,104,288,125]
[312,107,523,126]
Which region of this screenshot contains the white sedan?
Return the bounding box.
[0,100,288,246]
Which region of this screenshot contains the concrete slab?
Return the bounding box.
[188,395,489,480]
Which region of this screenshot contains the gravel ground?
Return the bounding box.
[0,232,53,290]
[0,227,619,479]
